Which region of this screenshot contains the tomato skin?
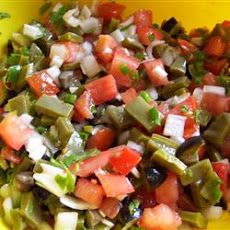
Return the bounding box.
[109,48,140,87]
[109,147,142,176]
[222,20,230,28]
[86,127,115,151]
[203,36,226,57]
[138,204,182,230]
[85,75,118,105]
[202,73,217,86]
[184,117,199,140]
[178,38,197,55]
[121,88,137,104]
[27,72,60,97]
[95,35,118,64]
[99,197,122,219]
[95,170,134,197]
[74,178,104,208]
[72,145,126,177]
[98,2,126,21]
[74,91,94,122]
[134,10,153,29]
[0,114,32,151]
[134,188,156,208]
[201,92,228,116]
[212,162,229,197]
[177,193,197,212]
[1,146,22,164]
[137,27,164,45]
[155,173,179,207]
[204,58,228,75]
[144,59,169,86]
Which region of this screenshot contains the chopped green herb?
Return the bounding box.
[0,12,11,20]
[193,50,206,62]
[218,75,230,96]
[134,52,145,61]
[130,69,140,80]
[40,2,52,15]
[120,63,130,75]
[55,170,75,192]
[149,107,161,125]
[140,91,152,103]
[128,199,140,216]
[188,61,207,85]
[64,93,77,104]
[79,131,90,141]
[36,126,47,134]
[20,47,30,56]
[180,105,189,113]
[50,6,67,29]
[7,54,20,66]
[148,33,155,42]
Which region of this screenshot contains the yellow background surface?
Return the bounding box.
[0,0,230,229]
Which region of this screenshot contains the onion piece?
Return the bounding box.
[193,87,203,104]
[146,40,165,58]
[63,9,80,27]
[55,212,78,230]
[119,16,134,28]
[23,24,43,40]
[101,219,114,227]
[146,86,159,100]
[127,140,145,154]
[111,29,125,43]
[80,17,101,34]
[82,41,93,55]
[202,206,223,220]
[203,85,225,96]
[52,3,63,12]
[79,5,91,20]
[80,54,101,77]
[46,65,61,85]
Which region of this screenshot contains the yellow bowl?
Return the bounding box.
[0,0,230,229]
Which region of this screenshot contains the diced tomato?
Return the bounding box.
[0,114,32,151]
[222,20,230,28]
[85,75,118,105]
[137,27,164,46]
[100,197,122,219]
[202,72,218,86]
[0,107,4,115]
[134,10,152,29]
[204,58,228,75]
[71,145,126,177]
[95,170,134,197]
[74,91,94,122]
[61,41,82,63]
[144,59,169,86]
[109,147,142,175]
[178,38,197,55]
[132,79,147,92]
[1,146,22,164]
[121,88,137,104]
[201,92,228,116]
[134,187,156,208]
[221,136,230,158]
[86,127,115,151]
[74,178,104,208]
[109,48,140,87]
[155,173,179,207]
[98,2,126,21]
[169,96,197,116]
[138,204,182,230]
[184,117,199,139]
[27,72,60,97]
[177,193,197,212]
[95,35,118,64]
[212,162,229,197]
[203,36,226,57]
[198,144,207,160]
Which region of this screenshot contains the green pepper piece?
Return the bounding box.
[125,96,156,132]
[12,32,32,47]
[77,213,87,230]
[190,181,210,208]
[94,223,111,230]
[161,45,178,66]
[106,105,134,130]
[0,78,7,106]
[41,115,56,127]
[14,157,33,174]
[10,209,25,230]
[7,65,21,84]
[147,134,179,155]
[58,32,83,43]
[0,169,6,186]
[35,95,74,119]
[86,210,102,228]
[151,149,187,175]
[10,181,22,208]
[200,170,222,205]
[204,113,230,147]
[207,146,223,162]
[178,210,208,229]
[62,62,80,71]
[5,94,31,115]
[161,76,190,99]
[169,55,187,77]
[180,159,212,186]
[174,87,188,96]
[35,30,53,56]
[129,128,150,145]
[46,126,62,148]
[195,109,212,127]
[55,117,74,147]
[152,44,168,58]
[108,18,120,33]
[0,156,8,171]
[20,192,43,228]
[122,37,144,50]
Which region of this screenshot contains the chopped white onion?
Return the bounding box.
[60,195,97,210]
[115,93,122,101]
[203,85,225,96]
[122,24,137,37]
[25,63,34,76]
[117,130,130,145]
[193,87,203,104]
[119,16,134,28]
[92,125,104,135]
[127,140,145,154]
[80,54,101,77]
[152,65,168,79]
[163,114,186,137]
[111,29,125,43]
[19,113,33,125]
[146,40,165,58]
[43,137,59,154]
[52,3,63,12]
[55,212,78,230]
[166,93,190,107]
[79,5,91,20]
[69,86,79,94]
[146,87,159,100]
[82,41,93,55]
[202,206,223,220]
[80,17,100,34]
[50,55,65,68]
[170,136,185,144]
[46,65,61,84]
[23,24,43,40]
[130,167,141,178]
[63,9,80,27]
[50,44,68,60]
[101,219,114,227]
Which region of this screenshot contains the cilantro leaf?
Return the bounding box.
[50,6,67,29]
[120,63,130,75]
